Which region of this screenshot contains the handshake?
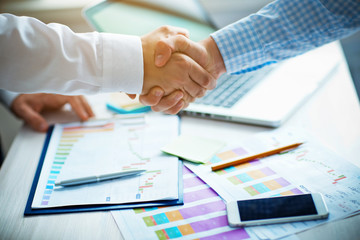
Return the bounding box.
[134,26,226,114]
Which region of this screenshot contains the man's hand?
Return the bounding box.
[141,26,216,100]
[11,94,94,132]
[140,35,226,114]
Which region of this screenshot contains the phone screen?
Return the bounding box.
[237,194,318,221]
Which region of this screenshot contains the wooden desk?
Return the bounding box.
[1,43,359,239]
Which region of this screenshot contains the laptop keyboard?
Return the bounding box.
[195,66,273,108]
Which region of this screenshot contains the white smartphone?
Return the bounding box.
[227,193,329,227]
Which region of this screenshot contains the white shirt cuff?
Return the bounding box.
[101,33,143,94]
[0,89,19,107]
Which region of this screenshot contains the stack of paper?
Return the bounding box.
[112,128,360,240]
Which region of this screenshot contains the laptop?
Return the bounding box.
[83,0,340,127]
[341,31,360,102]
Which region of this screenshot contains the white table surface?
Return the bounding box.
[1,42,359,240]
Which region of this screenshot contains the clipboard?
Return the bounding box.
[25,123,184,215]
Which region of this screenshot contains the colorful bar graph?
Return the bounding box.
[62,122,114,134]
[138,170,161,194]
[201,229,250,240]
[244,177,291,196]
[207,147,248,165]
[279,188,303,196]
[214,160,261,175]
[333,175,347,184]
[125,166,252,240]
[143,201,225,227]
[183,188,218,203]
[227,167,276,185]
[41,122,115,206]
[155,215,246,240]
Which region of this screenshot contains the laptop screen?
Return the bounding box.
[83,1,216,42]
[341,31,360,102]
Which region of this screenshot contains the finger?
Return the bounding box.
[151,91,184,112]
[79,96,95,118]
[139,87,165,106]
[163,99,185,115]
[171,54,213,96]
[17,103,49,132]
[159,25,190,38]
[68,96,90,121]
[155,35,207,67]
[188,57,217,90]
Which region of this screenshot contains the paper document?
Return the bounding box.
[32,115,180,208]
[185,129,360,239]
[112,166,260,240]
[162,134,225,163]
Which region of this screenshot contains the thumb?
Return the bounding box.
[155,35,208,68]
[154,40,173,67]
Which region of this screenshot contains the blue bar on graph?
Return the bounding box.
[44,190,52,195]
[47,180,55,184]
[153,213,170,225]
[165,227,182,238]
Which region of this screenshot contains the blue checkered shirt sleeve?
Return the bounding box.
[211,0,360,74]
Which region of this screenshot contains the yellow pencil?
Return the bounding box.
[211,142,303,171]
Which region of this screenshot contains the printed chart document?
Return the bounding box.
[112,166,260,240]
[32,115,180,208]
[185,129,360,239]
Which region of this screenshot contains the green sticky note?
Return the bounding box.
[161,134,226,163]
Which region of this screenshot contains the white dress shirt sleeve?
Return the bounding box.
[0,13,143,95]
[0,89,19,108]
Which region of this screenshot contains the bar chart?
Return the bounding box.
[33,116,180,208]
[115,166,254,240]
[41,123,115,206]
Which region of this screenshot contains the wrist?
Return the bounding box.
[200,36,226,78]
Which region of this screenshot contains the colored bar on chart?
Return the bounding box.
[279,188,303,196]
[217,151,238,161]
[134,207,159,214]
[215,166,237,175]
[155,215,229,239]
[153,213,170,225]
[44,190,52,195]
[59,143,73,147]
[234,159,261,170]
[201,229,250,240]
[227,167,276,185]
[183,188,218,203]
[60,135,84,138]
[215,160,262,175]
[165,210,183,222]
[333,175,346,184]
[53,161,65,165]
[178,224,195,236]
[143,201,225,227]
[56,152,69,156]
[244,177,291,196]
[60,139,78,143]
[183,176,205,188]
[179,201,225,219]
